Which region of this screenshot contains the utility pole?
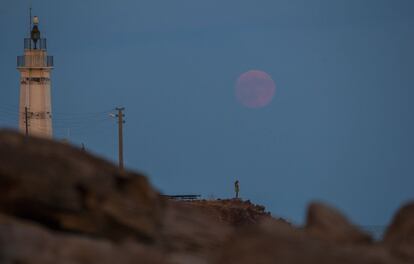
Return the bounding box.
[115,107,125,170]
[24,106,29,136]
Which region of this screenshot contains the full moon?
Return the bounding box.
[235,70,276,108]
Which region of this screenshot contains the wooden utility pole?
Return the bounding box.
[115,107,125,170]
[24,106,29,136]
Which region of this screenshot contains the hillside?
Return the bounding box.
[174,198,274,226]
[0,130,413,264]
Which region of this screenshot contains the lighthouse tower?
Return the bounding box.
[17,16,54,138]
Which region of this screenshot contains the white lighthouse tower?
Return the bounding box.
[17,16,54,138]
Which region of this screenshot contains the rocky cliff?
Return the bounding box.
[0,130,413,264]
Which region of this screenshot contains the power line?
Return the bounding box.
[0,106,122,159]
[53,109,114,115]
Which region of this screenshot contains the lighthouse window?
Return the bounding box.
[31,112,48,119]
[23,77,50,83]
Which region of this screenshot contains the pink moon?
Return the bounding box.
[235,70,276,108]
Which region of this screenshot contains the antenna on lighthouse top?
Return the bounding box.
[29,2,32,37]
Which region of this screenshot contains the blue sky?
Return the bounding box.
[1,0,414,226]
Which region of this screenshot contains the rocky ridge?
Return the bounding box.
[0,130,413,264]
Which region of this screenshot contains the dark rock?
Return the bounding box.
[181,199,273,227]
[0,130,163,242]
[1,130,413,264]
[161,200,232,263]
[215,220,403,264]
[0,213,167,264]
[305,202,372,244]
[0,130,231,264]
[383,202,414,262]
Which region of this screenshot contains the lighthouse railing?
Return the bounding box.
[24,38,47,50]
[17,55,54,68]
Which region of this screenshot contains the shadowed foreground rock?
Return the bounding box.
[305,202,372,244]
[0,130,163,242]
[161,200,232,263]
[383,202,414,262]
[215,220,403,264]
[0,213,166,264]
[0,130,231,264]
[0,130,413,264]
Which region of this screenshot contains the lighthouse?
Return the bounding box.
[17,16,54,138]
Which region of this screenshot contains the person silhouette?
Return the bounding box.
[234,180,240,199]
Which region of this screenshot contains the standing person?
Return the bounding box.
[234,180,240,199]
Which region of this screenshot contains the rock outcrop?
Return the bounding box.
[0,130,163,242]
[0,130,414,264]
[215,220,402,264]
[383,202,414,262]
[0,130,230,264]
[305,202,372,244]
[178,199,273,227]
[0,213,166,264]
[161,200,232,263]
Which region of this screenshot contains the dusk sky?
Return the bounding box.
[1,0,413,226]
